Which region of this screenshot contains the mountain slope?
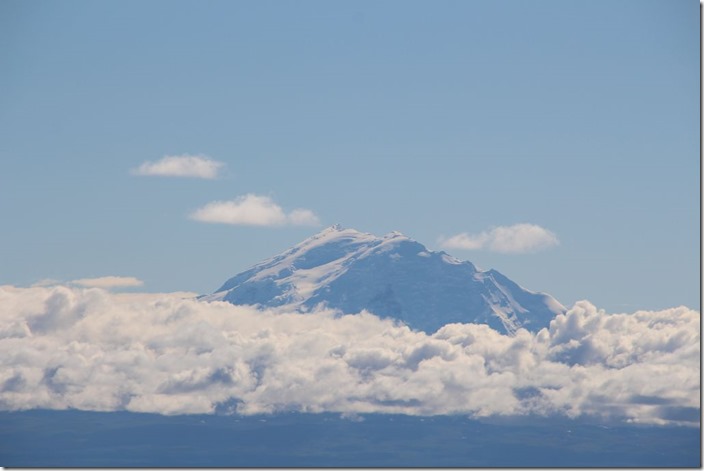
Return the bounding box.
[201,225,565,334]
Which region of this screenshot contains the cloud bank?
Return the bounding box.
[70,276,144,289]
[440,224,559,253]
[190,194,320,227]
[133,154,225,179]
[0,285,698,426]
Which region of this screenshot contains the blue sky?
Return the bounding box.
[0,0,699,312]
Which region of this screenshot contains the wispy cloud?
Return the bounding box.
[71,276,144,289]
[190,194,321,227]
[132,154,225,179]
[0,284,698,425]
[439,224,559,254]
[31,279,61,288]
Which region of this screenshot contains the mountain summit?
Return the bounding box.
[202,225,565,334]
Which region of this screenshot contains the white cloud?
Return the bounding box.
[190,194,321,227]
[31,279,61,287]
[132,154,225,179]
[70,276,144,289]
[288,208,321,226]
[0,285,698,425]
[439,224,559,253]
[438,233,486,251]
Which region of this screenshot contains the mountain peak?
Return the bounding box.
[384,230,407,238]
[300,225,375,247]
[316,225,409,242]
[204,227,565,334]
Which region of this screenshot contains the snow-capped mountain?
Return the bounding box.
[201,225,565,334]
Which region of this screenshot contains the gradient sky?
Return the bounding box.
[1,0,699,312]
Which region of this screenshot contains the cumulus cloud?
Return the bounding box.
[132,154,225,179]
[190,194,321,227]
[70,276,144,289]
[439,224,559,253]
[0,284,698,426]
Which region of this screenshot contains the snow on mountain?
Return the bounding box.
[201,225,565,334]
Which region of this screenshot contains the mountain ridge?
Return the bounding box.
[202,225,565,334]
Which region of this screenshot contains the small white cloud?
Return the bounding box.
[132,154,225,179]
[288,208,321,226]
[71,276,144,289]
[112,291,199,303]
[190,194,320,227]
[31,279,61,287]
[439,224,559,254]
[439,233,487,251]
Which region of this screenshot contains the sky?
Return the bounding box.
[0,0,699,312]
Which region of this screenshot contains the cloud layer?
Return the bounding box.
[190,194,320,226]
[70,276,144,289]
[133,154,225,179]
[440,224,559,253]
[0,285,698,425]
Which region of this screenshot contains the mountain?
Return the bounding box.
[201,225,565,334]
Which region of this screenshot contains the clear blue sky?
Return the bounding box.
[1,0,699,312]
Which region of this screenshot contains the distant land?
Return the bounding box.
[0,410,699,467]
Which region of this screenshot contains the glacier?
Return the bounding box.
[201,225,565,334]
